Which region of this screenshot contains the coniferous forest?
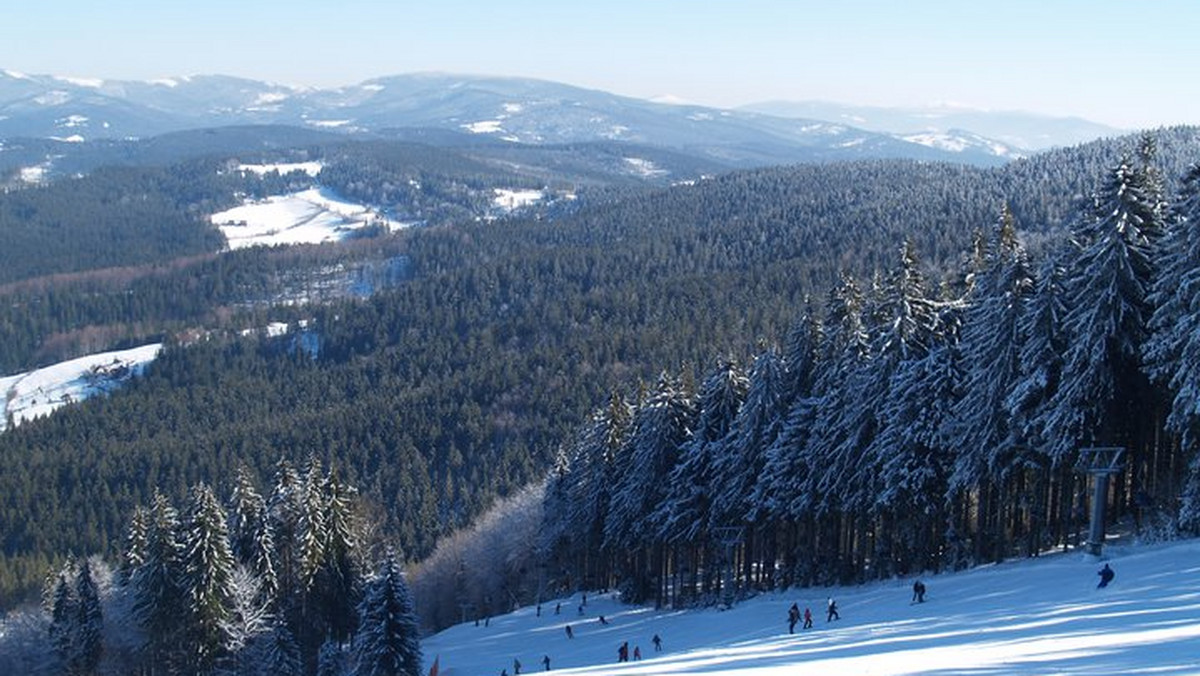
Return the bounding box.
[2,126,1200,673]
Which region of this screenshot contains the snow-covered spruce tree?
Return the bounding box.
[48,562,78,673]
[228,466,278,602]
[352,551,422,676]
[869,323,963,576]
[605,372,696,604]
[179,483,237,673]
[849,242,943,577]
[539,446,573,581]
[264,622,303,676]
[563,393,630,590]
[1039,157,1165,469]
[651,357,746,600]
[706,348,786,590]
[950,208,1035,490]
[73,558,104,675]
[804,274,871,521]
[121,506,149,582]
[132,491,185,671]
[655,358,746,543]
[947,210,1048,561]
[1145,164,1200,531]
[795,274,870,584]
[318,637,347,676]
[224,564,273,672]
[755,308,822,587]
[268,459,305,637]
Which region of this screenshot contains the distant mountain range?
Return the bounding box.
[0,70,1121,167]
[740,100,1124,151]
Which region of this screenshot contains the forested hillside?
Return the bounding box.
[0,128,1197,612]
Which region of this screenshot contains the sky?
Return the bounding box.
[3,0,1198,129]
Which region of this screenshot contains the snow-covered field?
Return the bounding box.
[211,187,410,250]
[0,344,161,432]
[423,539,1200,675]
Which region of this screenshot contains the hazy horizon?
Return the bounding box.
[3,0,1198,129]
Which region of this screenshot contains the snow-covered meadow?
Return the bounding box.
[0,344,161,432]
[423,539,1200,675]
[211,186,410,250]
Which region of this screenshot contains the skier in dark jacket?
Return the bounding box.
[787,603,800,633]
[1097,563,1115,588]
[912,580,926,603]
[826,597,840,622]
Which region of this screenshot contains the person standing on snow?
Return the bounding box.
[803,607,813,629]
[652,633,662,651]
[1097,563,1115,588]
[827,597,840,622]
[788,603,800,634]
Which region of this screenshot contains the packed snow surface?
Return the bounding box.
[423,539,1200,675]
[211,187,408,249]
[0,344,161,432]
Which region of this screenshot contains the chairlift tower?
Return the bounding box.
[1075,447,1125,556]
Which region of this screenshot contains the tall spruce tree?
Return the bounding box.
[179,483,237,673]
[1040,157,1164,464]
[352,551,422,676]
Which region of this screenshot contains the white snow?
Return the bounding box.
[252,91,289,105]
[503,103,524,113]
[211,187,409,250]
[423,539,1200,675]
[50,135,85,143]
[236,161,324,177]
[305,119,353,128]
[54,75,103,88]
[18,165,48,183]
[463,120,504,134]
[361,83,385,92]
[58,114,88,128]
[903,132,970,153]
[1,344,161,432]
[149,78,179,87]
[493,188,544,211]
[623,157,668,178]
[33,91,71,106]
[2,69,31,80]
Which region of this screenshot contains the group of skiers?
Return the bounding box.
[787,598,838,633]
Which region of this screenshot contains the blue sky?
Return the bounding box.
[3,0,1197,128]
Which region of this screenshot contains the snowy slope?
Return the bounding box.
[0,343,161,432]
[422,539,1200,675]
[211,186,411,250]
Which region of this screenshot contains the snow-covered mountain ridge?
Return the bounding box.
[0,70,1069,167]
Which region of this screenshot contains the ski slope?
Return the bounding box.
[423,539,1200,675]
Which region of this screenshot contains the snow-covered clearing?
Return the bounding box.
[624,157,668,178]
[0,344,161,432]
[423,539,1200,675]
[211,187,410,250]
[493,188,544,211]
[463,120,505,134]
[236,161,324,177]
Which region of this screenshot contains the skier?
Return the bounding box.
[827,597,840,622]
[787,603,800,634]
[555,602,561,615]
[634,646,642,660]
[542,654,551,671]
[803,607,813,629]
[564,624,574,639]
[912,580,926,603]
[598,614,609,625]
[652,633,662,651]
[618,641,629,662]
[1097,563,1115,588]
[514,658,522,674]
